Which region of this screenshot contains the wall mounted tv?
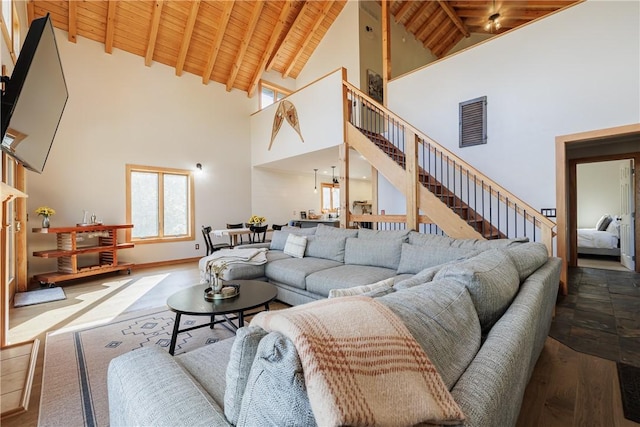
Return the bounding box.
[1,13,68,174]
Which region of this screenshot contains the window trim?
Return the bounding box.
[320,182,340,212]
[125,164,195,244]
[259,80,292,110]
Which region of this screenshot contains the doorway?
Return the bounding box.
[556,123,640,290]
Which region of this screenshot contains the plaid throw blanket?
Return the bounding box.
[250,296,465,426]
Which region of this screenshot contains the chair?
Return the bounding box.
[250,224,269,243]
[202,226,230,256]
[272,224,285,231]
[226,223,246,246]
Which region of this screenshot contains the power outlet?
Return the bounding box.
[293,210,297,216]
[195,243,200,250]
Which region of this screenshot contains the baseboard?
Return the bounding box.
[132,257,200,270]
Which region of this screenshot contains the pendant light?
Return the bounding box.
[313,168,318,193]
[485,0,501,33]
[332,166,339,184]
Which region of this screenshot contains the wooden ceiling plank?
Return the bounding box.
[145,0,164,66]
[202,1,234,84]
[423,16,451,53]
[266,1,313,72]
[105,0,117,54]
[175,0,201,76]
[418,8,446,43]
[434,27,463,57]
[405,2,430,32]
[394,0,414,23]
[68,0,77,43]
[226,1,264,91]
[282,1,333,79]
[437,0,470,38]
[247,1,294,96]
[27,1,34,25]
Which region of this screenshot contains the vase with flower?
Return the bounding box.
[35,206,56,228]
[208,262,228,294]
[247,215,266,227]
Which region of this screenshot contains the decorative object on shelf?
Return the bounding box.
[207,262,228,294]
[247,215,266,227]
[35,206,55,228]
[268,100,304,150]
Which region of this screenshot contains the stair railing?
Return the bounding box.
[343,81,556,253]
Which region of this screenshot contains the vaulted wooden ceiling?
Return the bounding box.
[27,1,578,96]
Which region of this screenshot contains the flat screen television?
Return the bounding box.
[1,13,68,174]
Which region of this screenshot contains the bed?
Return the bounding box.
[577,214,621,257]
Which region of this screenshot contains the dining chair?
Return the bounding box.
[250,224,269,243]
[202,226,230,255]
[272,224,285,231]
[226,223,246,245]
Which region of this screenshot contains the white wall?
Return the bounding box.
[27,29,255,274]
[577,160,627,228]
[296,0,361,88]
[387,0,640,213]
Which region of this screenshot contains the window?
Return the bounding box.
[259,80,291,109]
[321,183,340,212]
[126,164,195,243]
[459,96,487,147]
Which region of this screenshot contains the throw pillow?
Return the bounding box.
[344,237,403,270]
[284,234,307,258]
[305,235,347,262]
[328,277,395,298]
[595,214,612,231]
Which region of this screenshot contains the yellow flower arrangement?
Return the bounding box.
[35,206,56,217]
[247,215,266,225]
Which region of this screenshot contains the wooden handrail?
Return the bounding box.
[343,80,556,232]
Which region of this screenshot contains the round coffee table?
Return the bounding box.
[166,280,277,355]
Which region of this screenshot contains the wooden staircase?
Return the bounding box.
[355,127,504,240]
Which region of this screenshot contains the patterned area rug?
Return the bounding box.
[617,362,640,423]
[38,308,235,427]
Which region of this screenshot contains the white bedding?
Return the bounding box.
[577,228,619,249]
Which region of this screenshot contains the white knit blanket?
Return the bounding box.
[198,248,268,283]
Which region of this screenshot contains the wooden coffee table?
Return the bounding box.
[166,280,277,355]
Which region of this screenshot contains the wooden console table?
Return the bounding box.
[32,224,134,286]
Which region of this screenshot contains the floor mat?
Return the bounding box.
[14,287,66,307]
[617,362,640,423]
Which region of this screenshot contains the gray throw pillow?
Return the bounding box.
[504,242,549,282]
[344,237,403,270]
[434,249,520,333]
[314,224,358,239]
[270,227,317,251]
[397,243,479,274]
[305,235,347,262]
[357,228,410,241]
[224,326,268,425]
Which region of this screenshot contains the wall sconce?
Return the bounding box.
[196,163,203,172]
[313,168,318,193]
[365,25,374,40]
[331,166,339,184]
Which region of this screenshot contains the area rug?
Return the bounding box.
[617,362,640,423]
[14,287,66,307]
[38,307,235,427]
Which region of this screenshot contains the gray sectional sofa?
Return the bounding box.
[108,227,562,427]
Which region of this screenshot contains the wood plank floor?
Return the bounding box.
[2,262,638,426]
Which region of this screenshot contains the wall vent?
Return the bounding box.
[459,96,487,147]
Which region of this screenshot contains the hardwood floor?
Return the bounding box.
[2,262,637,426]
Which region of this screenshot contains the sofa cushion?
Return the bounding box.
[344,237,403,270]
[304,235,347,262]
[434,249,520,332]
[175,336,236,409]
[378,279,481,389]
[314,223,359,239]
[305,264,397,297]
[237,332,316,427]
[328,277,395,298]
[394,261,457,290]
[223,326,268,425]
[266,257,342,290]
[270,227,317,251]
[505,242,549,282]
[449,237,529,250]
[408,232,457,247]
[356,227,410,241]
[397,243,479,274]
[284,234,307,258]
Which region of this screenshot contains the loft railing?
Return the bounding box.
[343,81,556,253]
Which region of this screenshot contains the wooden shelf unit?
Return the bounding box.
[32,224,134,285]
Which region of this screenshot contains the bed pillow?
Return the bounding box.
[606,218,620,236]
[596,214,613,231]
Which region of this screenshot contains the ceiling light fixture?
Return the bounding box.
[313,168,318,193]
[485,0,501,33]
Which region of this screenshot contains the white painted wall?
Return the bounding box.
[577,160,627,228]
[386,0,640,213]
[27,29,254,275]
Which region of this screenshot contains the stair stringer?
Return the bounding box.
[346,123,483,239]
